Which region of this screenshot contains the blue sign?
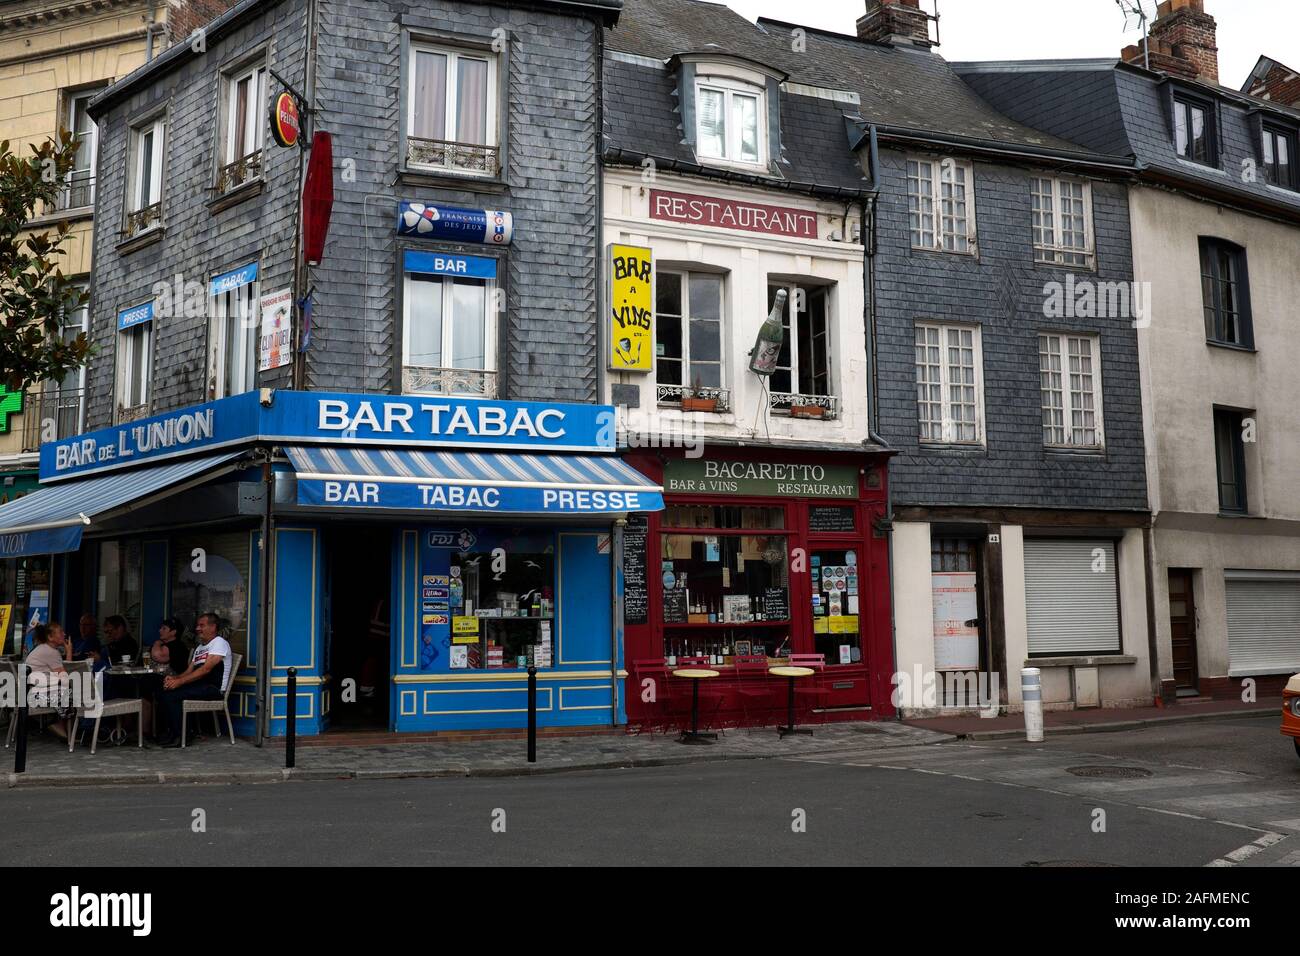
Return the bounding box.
[397,202,513,245]
[210,262,259,297]
[403,250,498,280]
[0,525,84,559]
[298,479,662,514]
[117,301,154,331]
[41,391,616,482]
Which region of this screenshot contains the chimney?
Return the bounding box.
[857,0,935,49]
[1246,60,1300,107]
[165,0,243,49]
[1128,0,1219,85]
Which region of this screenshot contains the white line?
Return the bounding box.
[1204,832,1286,867]
[1138,806,1206,821]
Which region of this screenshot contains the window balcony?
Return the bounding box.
[124,202,162,238]
[406,137,500,177]
[217,149,263,195]
[402,366,498,398]
[20,387,85,451]
[769,392,838,420]
[54,174,95,213]
[656,384,731,413]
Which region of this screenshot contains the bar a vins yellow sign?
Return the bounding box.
[608,244,653,372]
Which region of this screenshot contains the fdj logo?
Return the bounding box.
[427,530,477,552]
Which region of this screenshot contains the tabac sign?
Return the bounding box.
[608,243,653,372]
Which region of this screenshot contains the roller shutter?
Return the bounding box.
[1225,571,1300,676]
[1024,538,1120,655]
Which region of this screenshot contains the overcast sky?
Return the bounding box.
[723,0,1298,90]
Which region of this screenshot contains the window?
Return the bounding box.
[407,42,498,175]
[656,271,726,409]
[208,264,260,400]
[1024,538,1121,656]
[171,532,252,664]
[447,535,554,669]
[1213,408,1248,514]
[1174,96,1214,164]
[1263,125,1297,189]
[766,282,833,416]
[55,282,89,437]
[1038,333,1103,448]
[1199,238,1253,348]
[1031,177,1094,267]
[61,91,97,210]
[402,259,496,396]
[126,117,165,236]
[696,78,764,167]
[907,157,974,253]
[115,316,152,422]
[915,323,982,444]
[218,63,267,193]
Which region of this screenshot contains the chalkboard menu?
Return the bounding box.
[662,589,688,624]
[809,505,856,533]
[763,587,790,622]
[622,515,649,626]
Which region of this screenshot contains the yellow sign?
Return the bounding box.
[813,616,829,634]
[828,615,859,635]
[452,616,479,637]
[608,243,653,372]
[0,604,10,655]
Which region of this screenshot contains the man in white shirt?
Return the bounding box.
[155,612,231,747]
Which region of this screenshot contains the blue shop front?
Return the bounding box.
[0,390,662,739]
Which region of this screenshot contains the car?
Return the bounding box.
[1284,674,1300,759]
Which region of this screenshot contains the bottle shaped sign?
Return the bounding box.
[749,288,787,375]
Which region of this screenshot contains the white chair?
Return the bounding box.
[69,669,142,754]
[4,660,71,749]
[182,652,242,746]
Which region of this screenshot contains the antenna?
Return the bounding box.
[1116,0,1152,70]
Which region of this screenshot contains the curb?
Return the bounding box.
[916,706,1278,741]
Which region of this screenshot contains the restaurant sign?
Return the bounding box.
[664,459,858,499]
[649,189,818,240]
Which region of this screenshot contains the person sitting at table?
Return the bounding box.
[155,612,231,748]
[99,615,140,671]
[67,613,102,665]
[24,623,71,742]
[140,617,190,739]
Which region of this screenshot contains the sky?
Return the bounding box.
[723,0,1300,91]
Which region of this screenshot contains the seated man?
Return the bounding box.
[155,612,230,748]
[69,613,102,665]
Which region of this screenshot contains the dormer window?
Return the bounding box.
[1173,94,1216,166]
[1262,125,1297,190]
[696,77,764,167]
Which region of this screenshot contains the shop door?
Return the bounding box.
[1168,570,1199,695]
[931,538,983,706]
[808,545,870,706]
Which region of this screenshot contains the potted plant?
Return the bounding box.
[789,402,826,419]
[681,376,718,413]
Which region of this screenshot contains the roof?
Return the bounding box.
[1241,54,1299,95]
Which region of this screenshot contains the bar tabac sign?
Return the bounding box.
[608,243,653,372]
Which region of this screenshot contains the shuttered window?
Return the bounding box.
[1024,538,1121,655]
[1225,572,1300,675]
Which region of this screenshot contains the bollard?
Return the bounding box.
[285,666,297,770]
[1021,667,1044,742]
[14,664,27,774]
[527,665,537,763]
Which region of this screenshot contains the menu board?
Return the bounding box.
[763,587,790,622]
[662,589,688,624]
[809,505,856,533]
[622,515,649,626]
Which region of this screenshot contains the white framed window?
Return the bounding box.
[1031,177,1094,267]
[116,321,152,421]
[1039,333,1103,448]
[126,117,165,231]
[62,91,98,210]
[695,77,765,167]
[656,271,725,396]
[766,282,832,400]
[56,282,89,436]
[915,322,983,444]
[907,157,975,253]
[225,63,267,166]
[402,271,496,396]
[208,266,260,399]
[407,42,498,175]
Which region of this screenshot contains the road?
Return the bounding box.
[1,714,1294,866]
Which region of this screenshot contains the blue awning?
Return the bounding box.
[0,452,247,558]
[285,445,664,515]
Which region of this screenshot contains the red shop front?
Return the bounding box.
[622,446,895,729]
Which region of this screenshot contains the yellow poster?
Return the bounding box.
[0,604,9,655]
[452,616,479,637]
[608,243,653,372]
[828,615,859,635]
[813,616,829,634]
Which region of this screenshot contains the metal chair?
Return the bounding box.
[790,652,832,724]
[734,654,776,729]
[4,660,70,749]
[630,658,677,734]
[181,652,242,746]
[70,669,142,754]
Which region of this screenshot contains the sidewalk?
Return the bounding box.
[902,695,1283,740]
[2,719,952,790]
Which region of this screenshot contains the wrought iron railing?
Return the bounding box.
[402,366,498,398]
[124,201,162,238]
[216,149,263,195]
[55,174,95,212]
[768,391,839,420]
[656,384,731,413]
[21,387,84,451]
[406,136,500,176]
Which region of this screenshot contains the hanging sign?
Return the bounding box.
[270,92,301,148]
[397,202,513,245]
[607,244,653,372]
[302,131,334,266]
[258,289,294,372]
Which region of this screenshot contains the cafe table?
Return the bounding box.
[103,663,167,743]
[769,665,815,738]
[671,668,720,744]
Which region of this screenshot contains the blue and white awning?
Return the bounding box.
[0,452,246,558]
[285,446,663,515]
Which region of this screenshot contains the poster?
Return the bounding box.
[258,288,294,372]
[0,604,10,655]
[450,645,468,669]
[932,571,980,671]
[607,244,653,372]
[27,589,48,630]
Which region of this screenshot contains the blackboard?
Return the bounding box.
[622,515,649,626]
[763,587,790,622]
[662,589,688,624]
[809,505,856,533]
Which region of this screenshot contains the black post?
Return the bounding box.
[527,665,537,763]
[14,664,28,774]
[285,667,297,769]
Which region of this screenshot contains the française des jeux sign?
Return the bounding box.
[41,391,616,482]
[664,459,859,499]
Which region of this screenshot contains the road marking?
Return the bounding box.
[1205,832,1286,867]
[1138,806,1205,821]
[1263,818,1300,832]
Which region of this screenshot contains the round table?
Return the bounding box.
[671,668,720,744]
[104,665,166,744]
[769,666,816,738]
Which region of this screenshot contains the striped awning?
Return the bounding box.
[284,445,663,515]
[0,452,247,558]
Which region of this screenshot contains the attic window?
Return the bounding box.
[695,76,765,168]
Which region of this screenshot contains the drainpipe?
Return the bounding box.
[254,457,276,746]
[593,19,606,407]
[611,517,625,726]
[145,1,164,61]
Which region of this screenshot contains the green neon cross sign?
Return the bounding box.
[0,388,24,434]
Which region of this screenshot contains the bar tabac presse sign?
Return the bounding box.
[608,243,653,372]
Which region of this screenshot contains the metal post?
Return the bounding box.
[1021,667,1044,742]
[527,665,537,763]
[14,664,28,774]
[286,666,297,769]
